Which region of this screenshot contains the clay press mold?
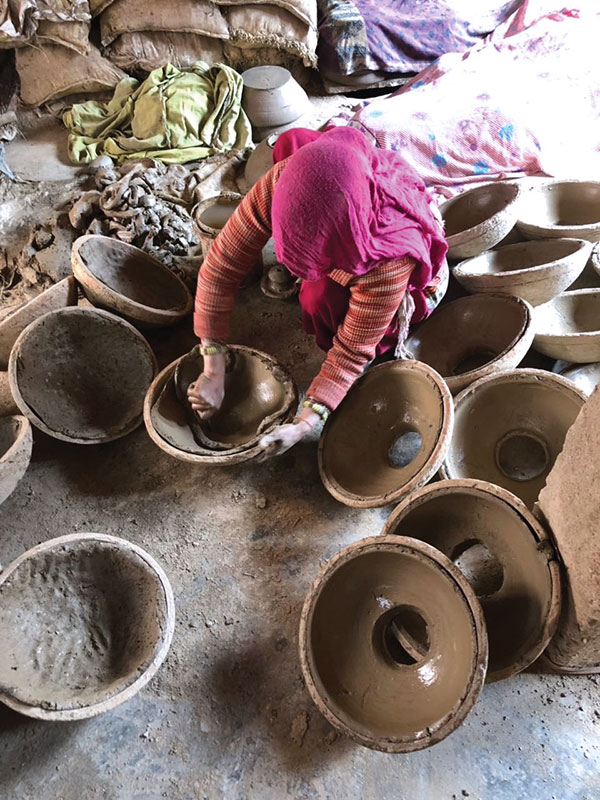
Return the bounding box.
[8,307,157,444]
[517,180,600,241]
[383,480,560,681]
[299,536,487,752]
[260,264,300,300]
[71,235,192,328]
[0,415,32,506]
[0,533,174,721]
[441,369,586,508]
[405,294,534,393]
[533,290,600,362]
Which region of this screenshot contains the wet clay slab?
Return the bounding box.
[405,294,534,394]
[319,360,453,508]
[441,369,586,508]
[517,180,600,242]
[533,290,600,363]
[383,480,560,681]
[0,415,33,506]
[299,536,487,752]
[538,386,600,673]
[0,533,174,720]
[9,307,157,444]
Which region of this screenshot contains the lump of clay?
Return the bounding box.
[0,416,33,507]
[517,180,600,241]
[0,533,174,720]
[533,290,600,363]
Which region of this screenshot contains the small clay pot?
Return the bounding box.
[319,360,453,508]
[244,134,277,190]
[533,290,600,363]
[517,180,600,242]
[0,415,32,507]
[405,294,534,394]
[0,533,174,721]
[144,345,298,465]
[441,369,586,508]
[260,264,300,300]
[441,183,522,260]
[8,307,157,444]
[194,193,243,258]
[0,277,77,370]
[452,238,592,306]
[560,362,600,395]
[71,235,192,328]
[383,479,561,682]
[299,535,487,752]
[241,66,310,128]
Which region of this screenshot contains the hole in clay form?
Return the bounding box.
[451,539,504,597]
[378,606,431,666]
[496,432,549,482]
[388,431,423,468]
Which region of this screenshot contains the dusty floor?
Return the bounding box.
[1,126,600,800]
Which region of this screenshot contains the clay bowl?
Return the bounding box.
[560,362,600,395]
[0,415,32,506]
[0,277,77,369]
[517,180,600,242]
[452,239,592,306]
[260,264,300,300]
[71,235,192,328]
[533,290,600,362]
[8,307,157,444]
[241,66,310,128]
[0,533,174,721]
[441,369,586,508]
[244,133,277,189]
[299,536,487,752]
[194,193,243,257]
[440,183,522,260]
[144,345,298,465]
[405,294,534,394]
[568,244,600,291]
[383,480,561,682]
[319,361,453,508]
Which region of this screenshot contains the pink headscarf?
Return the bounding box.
[271,127,447,323]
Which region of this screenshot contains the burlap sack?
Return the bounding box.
[213,0,315,29]
[0,0,37,48]
[36,19,90,53]
[107,31,224,73]
[224,4,317,67]
[90,0,114,15]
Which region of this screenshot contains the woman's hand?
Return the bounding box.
[187,351,226,419]
[257,408,320,462]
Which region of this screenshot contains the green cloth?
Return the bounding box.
[64,61,253,164]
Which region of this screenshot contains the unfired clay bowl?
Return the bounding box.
[383,480,560,682]
[71,235,192,328]
[0,277,77,370]
[568,244,600,291]
[560,362,600,395]
[452,239,592,306]
[319,361,453,508]
[441,183,522,260]
[517,180,600,242]
[242,66,310,128]
[299,536,487,752]
[244,134,277,189]
[144,345,298,465]
[194,193,243,257]
[0,533,174,721]
[405,294,534,394]
[441,369,586,508]
[533,290,600,362]
[0,415,32,507]
[8,307,157,444]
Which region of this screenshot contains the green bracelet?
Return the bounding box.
[303,398,330,422]
[199,343,228,357]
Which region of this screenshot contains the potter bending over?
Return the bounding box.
[189,128,448,458]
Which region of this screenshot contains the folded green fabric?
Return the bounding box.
[64,61,252,164]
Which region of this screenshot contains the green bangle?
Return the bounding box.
[199,343,228,357]
[302,399,330,422]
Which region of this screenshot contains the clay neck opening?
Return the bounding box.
[388,430,423,469]
[451,539,504,597]
[495,431,549,482]
[375,606,431,667]
[452,348,498,376]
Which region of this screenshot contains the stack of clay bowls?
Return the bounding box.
[241,66,310,139]
[532,290,600,363]
[516,180,600,242]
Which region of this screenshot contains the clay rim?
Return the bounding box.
[517,181,600,231]
[318,360,454,508]
[143,345,299,466]
[591,244,600,276]
[8,307,158,445]
[441,183,522,246]
[71,235,193,323]
[298,535,488,753]
[0,414,32,467]
[381,478,562,682]
[0,277,77,326]
[534,289,600,340]
[194,193,243,237]
[0,532,175,722]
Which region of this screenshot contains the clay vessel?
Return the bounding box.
[405,294,534,394]
[0,415,32,507]
[0,277,77,369]
[319,360,453,508]
[299,535,487,752]
[144,345,298,465]
[592,244,600,277]
[0,372,18,416]
[383,480,560,682]
[568,243,600,291]
[452,238,591,306]
[560,362,600,395]
[8,307,157,444]
[260,264,300,300]
[244,134,277,190]
[440,183,522,260]
[517,180,600,242]
[441,369,586,508]
[533,289,600,362]
[241,66,310,128]
[194,193,243,258]
[71,235,192,328]
[0,532,174,721]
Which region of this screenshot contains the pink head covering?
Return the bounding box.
[271,127,447,323]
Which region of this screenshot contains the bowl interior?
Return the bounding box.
[536,292,600,335]
[0,416,20,459]
[198,199,240,232]
[443,184,519,237]
[520,182,600,227]
[460,239,582,276]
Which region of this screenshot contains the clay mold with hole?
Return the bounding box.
[260,265,300,300]
[533,290,600,363]
[71,235,192,328]
[319,360,453,508]
[299,536,487,752]
[517,180,600,242]
[0,533,174,721]
[441,369,586,508]
[405,294,534,394]
[383,479,561,681]
[8,307,157,444]
[0,415,33,507]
